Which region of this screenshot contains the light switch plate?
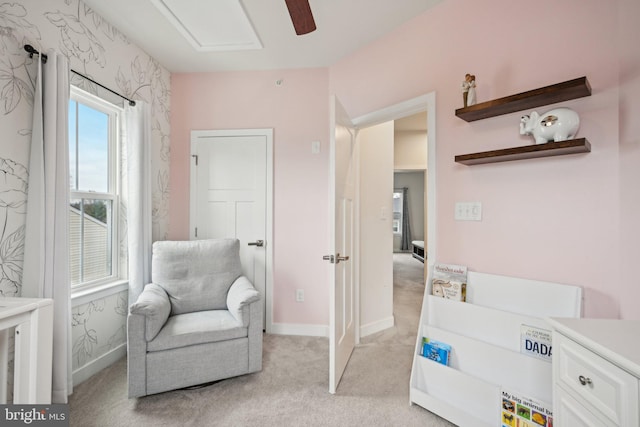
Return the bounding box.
[311,140,320,154]
[455,202,482,221]
[469,202,482,221]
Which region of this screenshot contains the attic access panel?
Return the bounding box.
[151,0,262,51]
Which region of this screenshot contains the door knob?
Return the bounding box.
[322,254,350,264]
[322,254,335,263]
[248,240,264,247]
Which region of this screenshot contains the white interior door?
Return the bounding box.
[327,96,357,394]
[190,129,273,329]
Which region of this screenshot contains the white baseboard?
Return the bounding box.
[360,316,395,338]
[269,323,328,337]
[72,343,126,387]
[269,317,395,339]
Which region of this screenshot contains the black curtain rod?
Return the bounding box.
[24,44,136,107]
[70,68,136,107]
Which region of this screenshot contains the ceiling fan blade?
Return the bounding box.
[284,0,316,35]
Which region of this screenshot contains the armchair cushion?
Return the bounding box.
[152,239,243,314]
[147,310,246,352]
[129,283,171,341]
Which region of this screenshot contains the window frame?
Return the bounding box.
[392,189,403,235]
[69,85,123,291]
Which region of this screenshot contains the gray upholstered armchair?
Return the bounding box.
[127,239,263,398]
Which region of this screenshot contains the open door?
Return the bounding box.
[325,96,357,394]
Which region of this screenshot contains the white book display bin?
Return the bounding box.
[409,269,582,427]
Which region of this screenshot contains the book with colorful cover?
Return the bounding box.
[431,263,467,301]
[421,337,451,366]
[501,389,552,427]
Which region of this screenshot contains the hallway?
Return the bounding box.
[359,252,424,347]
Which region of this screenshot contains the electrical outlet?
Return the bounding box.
[296,289,305,302]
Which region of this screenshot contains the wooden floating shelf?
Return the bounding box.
[455,77,591,122]
[455,138,591,165]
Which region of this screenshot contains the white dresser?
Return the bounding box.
[0,297,53,404]
[548,318,640,427]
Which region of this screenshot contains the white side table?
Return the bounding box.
[0,297,53,404]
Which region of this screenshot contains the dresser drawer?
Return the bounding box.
[555,333,639,426]
[555,386,610,427]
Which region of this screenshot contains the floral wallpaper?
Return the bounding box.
[72,291,128,370]
[0,0,171,389]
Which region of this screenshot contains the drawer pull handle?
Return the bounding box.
[578,375,592,386]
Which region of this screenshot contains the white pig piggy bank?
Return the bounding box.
[519,107,580,145]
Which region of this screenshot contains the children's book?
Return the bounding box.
[520,324,552,362]
[431,263,467,301]
[421,337,451,366]
[501,389,552,427]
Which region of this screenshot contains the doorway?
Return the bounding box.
[190,129,274,331]
[393,111,428,289]
[351,93,436,340]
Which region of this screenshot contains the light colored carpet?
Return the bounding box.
[69,254,454,427]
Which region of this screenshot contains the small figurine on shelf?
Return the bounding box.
[461,74,477,107]
[467,75,477,106]
[461,73,471,107]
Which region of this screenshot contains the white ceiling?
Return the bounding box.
[82,0,443,73]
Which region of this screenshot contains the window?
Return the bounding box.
[393,190,403,234]
[68,86,121,289]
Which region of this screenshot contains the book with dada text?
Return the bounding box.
[520,324,552,362]
[431,263,467,301]
[421,337,451,366]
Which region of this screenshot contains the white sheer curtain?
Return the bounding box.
[22,50,72,403]
[125,102,152,306]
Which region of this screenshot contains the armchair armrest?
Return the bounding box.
[226,276,260,325]
[129,283,171,341]
[127,283,170,398]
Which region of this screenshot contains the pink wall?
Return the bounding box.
[170,0,639,324]
[618,0,640,319]
[170,69,330,325]
[329,0,634,319]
